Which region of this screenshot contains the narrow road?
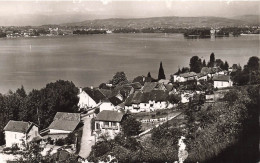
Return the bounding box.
[79,114,95,159]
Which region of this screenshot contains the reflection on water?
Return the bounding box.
[0,33,259,93]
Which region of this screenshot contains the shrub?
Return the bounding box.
[94,108,100,114]
[55,138,65,146]
[65,133,75,145]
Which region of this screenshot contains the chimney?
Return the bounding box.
[79,87,82,93]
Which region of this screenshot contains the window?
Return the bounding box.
[35,131,37,136]
[112,122,117,126]
[104,122,109,127]
[96,123,100,129]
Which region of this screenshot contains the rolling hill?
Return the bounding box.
[61,15,259,28]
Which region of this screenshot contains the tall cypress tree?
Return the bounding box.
[202,59,206,67]
[147,72,151,78]
[158,61,166,80]
[208,52,215,67]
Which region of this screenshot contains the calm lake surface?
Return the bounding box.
[0,33,259,93]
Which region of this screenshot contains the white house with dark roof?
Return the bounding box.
[78,87,107,110]
[124,90,169,113]
[4,120,40,148]
[173,72,198,82]
[47,112,81,135]
[94,110,124,139]
[213,75,233,88]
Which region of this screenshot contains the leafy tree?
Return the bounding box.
[151,124,182,146]
[17,142,44,163]
[215,59,224,68]
[111,72,128,86]
[99,83,111,89]
[20,80,79,129]
[224,61,229,70]
[245,56,259,72]
[16,85,27,98]
[158,61,166,80]
[94,108,100,115]
[181,67,190,73]
[232,70,249,85]
[167,94,181,104]
[189,56,202,73]
[121,115,142,137]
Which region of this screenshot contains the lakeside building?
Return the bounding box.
[173,72,198,82]
[213,75,233,88]
[94,110,124,139]
[77,87,107,110]
[4,120,41,148]
[40,112,81,139]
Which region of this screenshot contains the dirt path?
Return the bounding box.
[79,114,95,159]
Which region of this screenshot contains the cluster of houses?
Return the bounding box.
[3,112,81,150]
[3,65,235,151]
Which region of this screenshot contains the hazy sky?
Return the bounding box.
[0,1,259,26]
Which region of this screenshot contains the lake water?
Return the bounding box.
[0,33,259,93]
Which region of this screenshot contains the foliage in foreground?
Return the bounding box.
[88,85,259,163]
[0,80,79,145]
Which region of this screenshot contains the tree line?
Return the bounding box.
[0,80,79,145]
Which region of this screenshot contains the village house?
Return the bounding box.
[77,87,107,110]
[4,120,40,148]
[94,110,124,139]
[173,72,197,82]
[142,82,167,92]
[43,112,81,138]
[99,96,123,112]
[213,75,233,88]
[197,73,208,81]
[112,85,134,100]
[99,100,116,112]
[124,90,169,113]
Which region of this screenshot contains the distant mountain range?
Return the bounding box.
[62,15,259,28]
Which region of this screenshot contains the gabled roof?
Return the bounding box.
[49,120,79,132]
[131,91,145,104]
[4,120,37,133]
[164,84,174,91]
[109,96,123,106]
[142,82,158,92]
[149,90,169,102]
[201,67,212,74]
[133,76,152,85]
[112,85,133,99]
[158,79,170,84]
[124,93,135,106]
[83,87,107,103]
[96,110,124,122]
[179,72,197,78]
[53,112,81,122]
[213,75,230,82]
[124,90,169,105]
[48,112,81,132]
[130,82,142,90]
[99,89,113,98]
